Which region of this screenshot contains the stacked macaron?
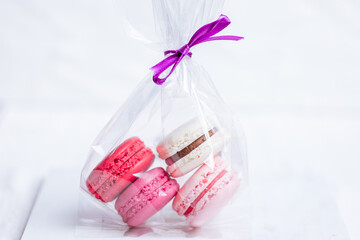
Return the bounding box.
[157,116,229,177]
[157,116,239,226]
[86,137,179,226]
[86,116,239,227]
[173,156,239,227]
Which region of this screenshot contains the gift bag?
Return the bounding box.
[78,0,250,238]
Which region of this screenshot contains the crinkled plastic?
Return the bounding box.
[78,0,250,238]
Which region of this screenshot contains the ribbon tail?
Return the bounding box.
[201,35,244,43]
[188,15,232,46]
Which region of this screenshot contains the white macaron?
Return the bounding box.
[157,116,229,177]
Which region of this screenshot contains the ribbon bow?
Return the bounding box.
[150,14,243,85]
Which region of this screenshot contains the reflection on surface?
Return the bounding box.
[124,226,154,237]
[185,226,222,239]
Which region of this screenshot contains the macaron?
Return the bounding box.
[115,167,179,226]
[172,156,239,227]
[86,137,154,202]
[157,116,228,177]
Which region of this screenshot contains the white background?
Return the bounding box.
[0,0,359,239]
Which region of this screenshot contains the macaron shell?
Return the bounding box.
[172,156,226,216]
[167,130,228,177]
[157,116,218,159]
[86,137,145,196]
[93,137,144,172]
[187,171,240,227]
[126,179,179,226]
[93,147,154,202]
[115,167,169,217]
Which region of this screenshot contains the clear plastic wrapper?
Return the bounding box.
[78,0,250,238]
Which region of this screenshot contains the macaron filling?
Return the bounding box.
[165,127,218,166]
[184,169,228,216]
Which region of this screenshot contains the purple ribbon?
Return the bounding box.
[150,14,243,85]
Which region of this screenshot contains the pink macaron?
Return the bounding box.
[115,167,179,226]
[86,137,154,202]
[172,156,239,227]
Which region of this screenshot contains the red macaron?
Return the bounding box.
[86,137,154,202]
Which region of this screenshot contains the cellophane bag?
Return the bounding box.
[77,0,250,238]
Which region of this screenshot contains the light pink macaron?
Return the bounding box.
[115,167,179,226]
[172,156,240,227]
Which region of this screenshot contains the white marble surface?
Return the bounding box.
[1,104,360,239]
[0,0,360,239]
[21,166,350,240]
